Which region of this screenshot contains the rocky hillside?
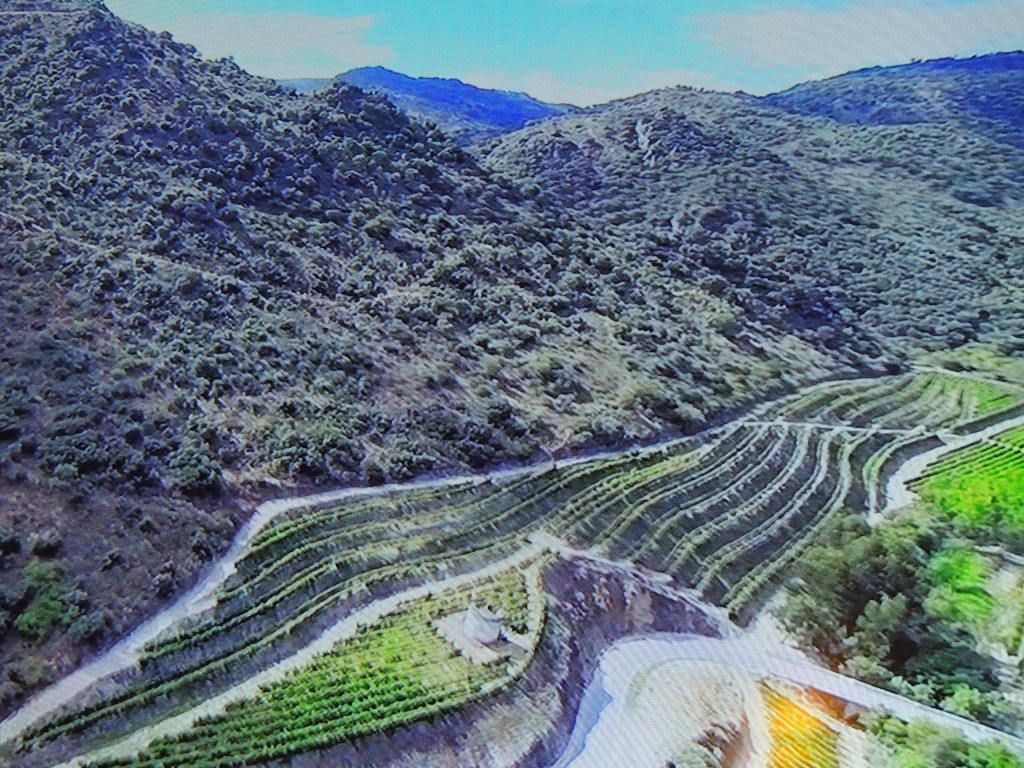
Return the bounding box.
[484,85,1024,355]
[282,67,575,143]
[0,0,854,714]
[763,51,1024,149]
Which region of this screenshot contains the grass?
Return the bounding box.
[14,560,78,642]
[924,548,996,629]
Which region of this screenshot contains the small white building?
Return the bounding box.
[463,604,502,646]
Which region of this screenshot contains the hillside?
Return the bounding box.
[281,66,575,143]
[0,0,855,715]
[484,84,1024,353]
[763,51,1024,149]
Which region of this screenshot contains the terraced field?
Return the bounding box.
[83,564,545,768]
[6,369,1024,768]
[909,421,1024,552]
[911,425,1024,530]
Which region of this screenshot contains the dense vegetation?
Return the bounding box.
[913,427,1024,550]
[867,714,1024,768]
[0,0,802,710]
[764,52,1024,150]
[780,513,1018,730]
[484,69,1024,357]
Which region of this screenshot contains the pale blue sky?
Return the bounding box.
[106,0,1024,105]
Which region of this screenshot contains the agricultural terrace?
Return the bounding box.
[12,369,1024,768]
[911,426,1024,547]
[85,565,543,768]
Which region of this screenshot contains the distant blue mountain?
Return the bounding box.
[762,51,1024,148]
[280,67,575,143]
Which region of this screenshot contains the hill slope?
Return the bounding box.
[282,66,575,142]
[484,83,1024,354]
[763,51,1024,149]
[0,0,850,714]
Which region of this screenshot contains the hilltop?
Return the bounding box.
[763,51,1024,149]
[484,84,1024,353]
[281,66,575,143]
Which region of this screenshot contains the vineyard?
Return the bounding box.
[8,369,1024,768]
[911,425,1024,539]
[79,566,544,768]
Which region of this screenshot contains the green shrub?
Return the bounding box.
[14,560,80,642]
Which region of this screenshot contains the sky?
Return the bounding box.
[105,0,1024,105]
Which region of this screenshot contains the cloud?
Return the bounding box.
[107,3,392,78]
[694,0,1024,91]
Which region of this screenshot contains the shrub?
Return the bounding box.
[14,560,78,642]
[28,528,62,557]
[0,524,19,556]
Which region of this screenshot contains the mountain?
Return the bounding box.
[763,51,1024,149]
[0,1,863,714]
[484,81,1024,355]
[2,0,1024,724]
[281,66,576,143]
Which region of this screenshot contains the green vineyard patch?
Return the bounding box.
[87,569,540,768]
[914,427,1024,544]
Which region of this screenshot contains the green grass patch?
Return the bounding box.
[924,548,995,629]
[868,714,1024,768]
[14,560,80,642]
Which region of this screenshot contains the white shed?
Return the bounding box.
[463,605,502,646]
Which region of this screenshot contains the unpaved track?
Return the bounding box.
[617,634,1024,751]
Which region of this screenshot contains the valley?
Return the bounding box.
[2,2,1024,765]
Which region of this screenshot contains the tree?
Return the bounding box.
[168,436,220,495]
